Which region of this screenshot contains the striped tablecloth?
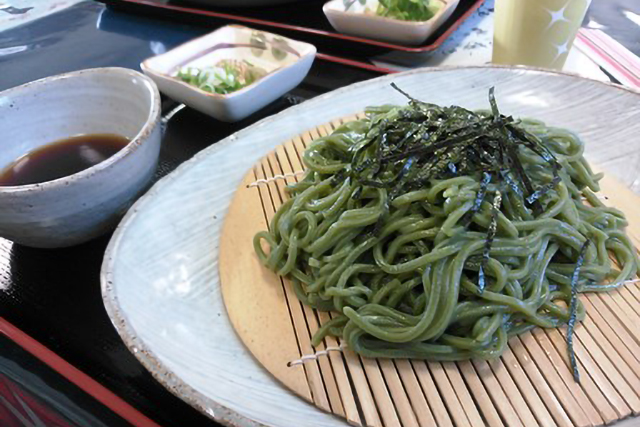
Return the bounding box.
[575,28,640,88]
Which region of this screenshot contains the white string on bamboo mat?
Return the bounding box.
[287,344,346,367]
[247,171,305,188]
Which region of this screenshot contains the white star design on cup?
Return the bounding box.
[544,3,571,31]
[552,40,570,64]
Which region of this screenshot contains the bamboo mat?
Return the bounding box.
[219,115,640,427]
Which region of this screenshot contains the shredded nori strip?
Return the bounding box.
[390,82,421,106]
[473,172,492,213]
[568,240,590,382]
[526,175,562,205]
[501,169,524,196]
[461,171,492,228]
[488,87,501,118]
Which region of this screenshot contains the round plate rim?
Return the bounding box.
[100,64,640,427]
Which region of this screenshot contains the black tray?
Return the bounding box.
[97,0,486,57]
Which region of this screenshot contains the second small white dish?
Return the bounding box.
[141,25,316,122]
[323,0,460,46]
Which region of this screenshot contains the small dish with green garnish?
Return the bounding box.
[323,0,460,45]
[141,25,316,122]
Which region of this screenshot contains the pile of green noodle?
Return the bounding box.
[253,87,639,371]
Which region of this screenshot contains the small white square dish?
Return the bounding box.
[141,25,316,122]
[323,0,460,46]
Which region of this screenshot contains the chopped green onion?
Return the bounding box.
[175,59,268,95]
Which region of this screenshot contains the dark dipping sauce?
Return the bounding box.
[0,133,129,186]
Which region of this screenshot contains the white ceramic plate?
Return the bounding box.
[141,25,316,122]
[323,0,460,46]
[101,66,640,427]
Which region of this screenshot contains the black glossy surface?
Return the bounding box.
[0,2,386,426]
[98,0,485,56]
[0,2,201,90]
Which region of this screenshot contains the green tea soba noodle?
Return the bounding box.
[254,87,639,380]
